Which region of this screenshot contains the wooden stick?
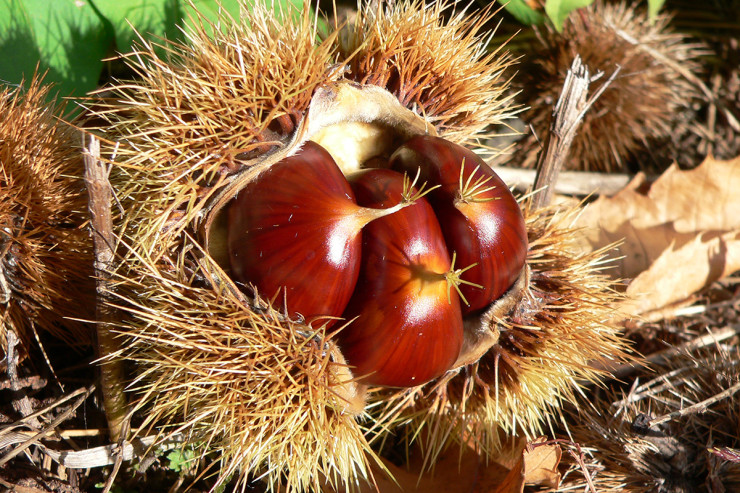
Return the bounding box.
[531,56,620,208]
[491,166,633,196]
[649,381,740,427]
[82,134,127,442]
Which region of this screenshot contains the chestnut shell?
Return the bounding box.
[228,141,361,325]
[390,135,528,313]
[337,168,464,387]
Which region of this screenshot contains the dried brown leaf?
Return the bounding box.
[576,156,740,276]
[352,440,528,492]
[619,232,740,318]
[522,441,562,487]
[574,155,740,316]
[357,448,506,492]
[494,437,562,493]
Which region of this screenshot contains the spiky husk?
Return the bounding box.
[0,76,92,357]
[513,0,703,172]
[117,250,373,491]
[93,4,375,490]
[372,202,632,462]
[89,0,628,490]
[558,343,740,492]
[337,0,518,149]
[673,0,740,162]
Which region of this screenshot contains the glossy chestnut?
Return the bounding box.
[389,135,528,314]
[228,141,409,326]
[338,168,464,387]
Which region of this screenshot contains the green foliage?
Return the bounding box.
[0,0,310,101]
[0,0,111,99]
[648,0,666,20]
[92,0,188,58]
[498,0,666,30]
[545,0,594,31]
[166,447,197,473]
[495,0,546,25]
[496,0,597,31]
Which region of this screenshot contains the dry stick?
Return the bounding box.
[566,449,596,493]
[101,418,131,493]
[82,134,127,443]
[0,386,94,467]
[649,380,740,427]
[531,55,620,209]
[6,329,42,429]
[492,166,633,196]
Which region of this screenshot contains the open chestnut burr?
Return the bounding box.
[93,1,631,490]
[227,136,527,387]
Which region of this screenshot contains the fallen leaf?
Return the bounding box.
[351,443,511,492]
[620,232,740,318]
[575,156,740,276]
[522,440,562,486]
[344,437,529,492]
[573,155,740,316]
[494,437,562,493]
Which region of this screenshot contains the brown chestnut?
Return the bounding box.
[337,168,466,387]
[228,141,412,326]
[390,135,527,314]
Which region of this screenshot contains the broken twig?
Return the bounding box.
[82,134,127,442]
[532,55,620,208]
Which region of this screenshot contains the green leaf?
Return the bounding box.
[647,0,666,20]
[166,447,197,473]
[545,0,594,32]
[91,0,188,55]
[182,0,321,37]
[0,0,112,98]
[495,0,545,26]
